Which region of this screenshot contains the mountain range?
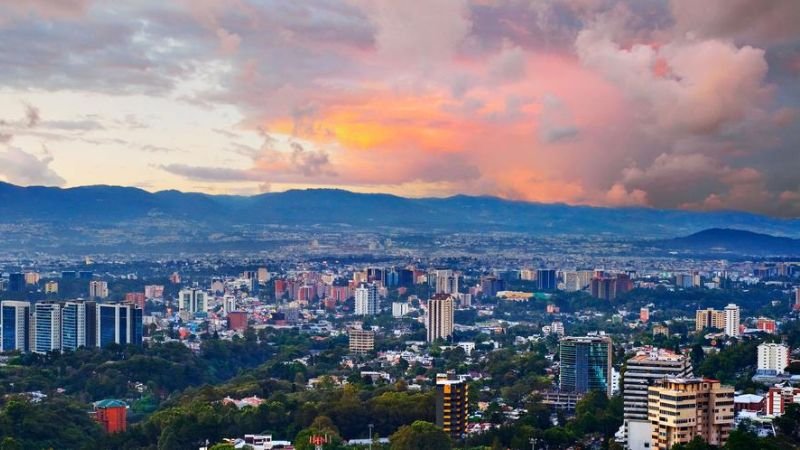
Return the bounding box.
[653,228,800,256]
[1,182,799,248]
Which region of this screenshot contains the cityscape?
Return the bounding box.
[1,1,800,450]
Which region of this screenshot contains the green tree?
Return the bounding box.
[390,421,452,450]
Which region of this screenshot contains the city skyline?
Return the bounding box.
[0,0,798,217]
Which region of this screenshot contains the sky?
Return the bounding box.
[0,0,798,217]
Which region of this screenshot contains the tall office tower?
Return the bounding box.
[348,329,375,354]
[647,378,734,450]
[427,294,455,343]
[178,288,208,314]
[723,304,740,337]
[44,281,59,294]
[89,280,109,299]
[33,302,61,354]
[61,301,96,350]
[1,301,31,352]
[8,273,25,292]
[96,303,143,347]
[480,276,505,298]
[537,269,557,290]
[559,335,613,396]
[757,343,790,376]
[434,269,459,295]
[436,372,469,440]
[622,349,693,450]
[354,283,378,316]
[695,308,726,332]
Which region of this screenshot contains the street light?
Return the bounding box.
[529,437,537,450]
[368,423,374,450]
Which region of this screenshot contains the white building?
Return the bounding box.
[178,288,208,314]
[724,303,740,337]
[550,321,565,336]
[355,283,378,316]
[757,343,790,376]
[392,301,410,318]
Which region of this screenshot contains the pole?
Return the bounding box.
[369,423,374,450]
[530,437,536,450]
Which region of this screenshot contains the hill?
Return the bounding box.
[653,228,800,256]
[1,182,799,251]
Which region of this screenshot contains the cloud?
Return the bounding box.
[0,147,65,186]
[24,103,40,127]
[671,0,800,45]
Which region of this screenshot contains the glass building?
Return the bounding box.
[559,335,613,396]
[1,301,30,352]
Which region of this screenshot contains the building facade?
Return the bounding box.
[436,372,469,440]
[97,303,143,347]
[559,335,613,396]
[622,348,693,450]
[348,329,375,354]
[33,302,61,354]
[354,283,378,316]
[757,343,790,376]
[426,294,454,343]
[647,378,734,450]
[1,301,30,352]
[178,288,208,314]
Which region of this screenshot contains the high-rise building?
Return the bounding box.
[61,301,96,350]
[89,280,109,299]
[621,348,693,450]
[348,329,375,354]
[1,301,30,352]
[96,303,143,348]
[639,307,650,323]
[178,288,208,314]
[537,269,557,291]
[33,302,61,354]
[354,283,378,316]
[392,302,409,318]
[44,281,59,294]
[8,273,25,292]
[434,269,459,295]
[695,308,726,332]
[559,335,613,396]
[427,294,455,343]
[757,343,790,376]
[723,304,740,337]
[480,276,505,298]
[591,276,617,301]
[436,372,469,440]
[647,378,734,450]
